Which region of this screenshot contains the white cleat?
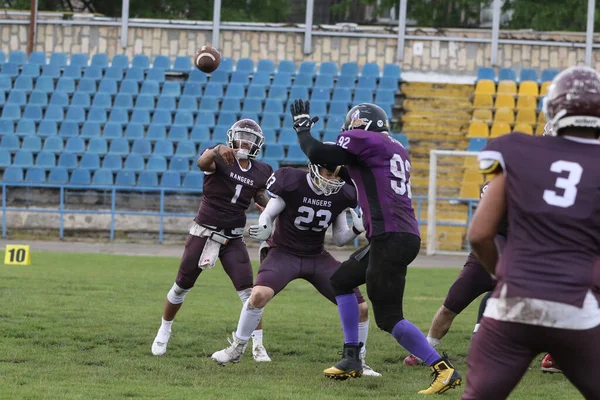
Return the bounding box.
[151,328,171,356]
[362,360,382,377]
[211,332,248,365]
[252,343,272,362]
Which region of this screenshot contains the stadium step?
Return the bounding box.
[402,109,473,120]
[401,82,475,98]
[402,98,474,111]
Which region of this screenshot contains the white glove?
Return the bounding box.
[349,208,365,234]
[249,219,272,240]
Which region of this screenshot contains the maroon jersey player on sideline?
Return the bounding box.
[151,119,273,362]
[210,161,381,376]
[463,66,600,400]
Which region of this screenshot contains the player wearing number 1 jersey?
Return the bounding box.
[464,66,600,400]
[292,100,461,394]
[151,119,273,361]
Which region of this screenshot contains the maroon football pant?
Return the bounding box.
[443,259,496,315]
[462,317,600,400]
[175,234,253,291]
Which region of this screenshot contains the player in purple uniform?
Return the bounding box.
[292,100,461,394]
[151,119,274,362]
[463,66,600,400]
[210,162,380,376]
[404,182,502,366]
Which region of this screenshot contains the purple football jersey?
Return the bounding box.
[336,129,419,239]
[479,133,600,307]
[266,167,357,256]
[195,151,273,229]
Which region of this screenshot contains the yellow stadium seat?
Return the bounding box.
[494,94,515,110]
[516,109,537,124]
[472,109,492,122]
[463,157,478,170]
[535,123,546,135]
[516,95,537,110]
[540,81,551,96]
[459,182,481,199]
[475,80,496,96]
[473,93,493,108]
[490,122,511,138]
[463,169,484,184]
[513,123,533,134]
[497,80,517,95]
[538,112,546,124]
[494,107,514,124]
[518,81,539,97]
[467,121,489,138]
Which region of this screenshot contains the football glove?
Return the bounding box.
[349,208,365,234]
[290,99,319,134]
[249,219,273,241]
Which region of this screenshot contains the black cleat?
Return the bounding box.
[323,343,363,380]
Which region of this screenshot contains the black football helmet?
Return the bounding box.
[226,119,264,159]
[341,103,389,133]
[308,142,345,196]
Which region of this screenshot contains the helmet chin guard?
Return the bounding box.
[308,163,344,196]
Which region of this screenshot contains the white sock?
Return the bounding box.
[160,318,173,332]
[235,299,264,342]
[473,323,480,333]
[426,336,441,348]
[252,329,263,344]
[358,320,369,358]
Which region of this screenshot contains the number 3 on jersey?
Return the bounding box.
[390,153,412,199]
[543,160,583,208]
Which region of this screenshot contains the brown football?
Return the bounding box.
[194,46,221,73]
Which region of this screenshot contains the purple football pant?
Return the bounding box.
[463,317,600,400]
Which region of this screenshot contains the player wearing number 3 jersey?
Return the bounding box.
[292,100,461,394]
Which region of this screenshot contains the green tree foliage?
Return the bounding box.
[502,0,599,31]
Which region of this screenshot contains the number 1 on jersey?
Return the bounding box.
[230,184,243,204]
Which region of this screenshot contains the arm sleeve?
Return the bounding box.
[331,210,358,247]
[298,131,357,166]
[257,196,286,226]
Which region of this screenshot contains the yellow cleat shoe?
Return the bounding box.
[323,343,363,381]
[323,365,363,380]
[418,353,462,395]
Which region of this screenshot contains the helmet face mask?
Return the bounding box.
[342,103,389,133]
[226,119,264,159]
[308,163,344,196]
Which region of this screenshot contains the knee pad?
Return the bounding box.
[167,282,191,305]
[373,309,403,333]
[330,259,360,296]
[237,288,252,304]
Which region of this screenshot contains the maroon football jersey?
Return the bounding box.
[266,167,357,256]
[479,133,600,307]
[195,150,273,229]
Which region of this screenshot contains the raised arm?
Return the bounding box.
[196,144,237,172]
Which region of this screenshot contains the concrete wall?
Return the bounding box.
[0,15,597,74]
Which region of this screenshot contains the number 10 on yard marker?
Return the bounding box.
[4,244,31,265]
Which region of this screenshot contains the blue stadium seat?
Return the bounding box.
[220,98,241,114]
[155,96,176,112]
[105,67,124,81]
[277,129,296,146]
[0,119,13,135]
[124,68,144,83]
[153,55,171,70]
[231,71,251,87]
[298,61,316,76]
[468,138,488,152]
[173,56,191,72]
[131,110,150,126]
[22,136,41,152]
[137,170,158,186]
[7,91,27,107]
[0,63,19,79]
[13,150,34,167]
[162,82,181,97]
[311,118,324,133]
[25,167,46,184]
[198,140,217,154]
[261,129,276,144]
[16,120,36,137]
[240,112,259,122]
[277,60,296,75]
[292,74,313,88]
[236,58,254,74]
[272,72,293,88]
[153,139,174,157]
[147,156,167,173]
[14,76,33,92]
[65,137,85,154]
[247,85,267,99]
[225,84,245,99]
[391,133,409,149]
[3,166,23,182]
[161,171,181,187]
[88,137,107,154]
[327,115,345,130]
[310,88,330,102]
[121,123,142,141]
[65,107,85,124]
[21,64,40,78]
[92,168,114,186]
[251,71,271,86]
[242,98,263,114]
[134,94,154,111]
[70,168,91,185]
[103,122,124,140]
[146,68,165,83]
[81,153,100,170]
[190,126,211,143]
[476,67,495,82]
[175,141,196,158]
[34,76,55,94]
[83,66,103,81]
[289,86,309,100]
[264,99,284,116]
[168,126,188,142]
[152,110,173,126]
[58,121,78,138]
[0,92,4,107]
[182,171,204,188]
[354,88,374,103]
[108,137,130,156]
[108,109,129,125]
[111,54,129,70]
[259,113,281,131]
[0,149,10,167]
[217,112,237,128]
[375,89,395,105]
[72,92,93,109]
[319,62,338,76]
[379,76,399,91]
[357,76,377,90]
[141,81,160,97]
[23,105,42,123]
[48,167,68,184]
[188,69,208,84]
[194,111,215,128]
[169,156,189,172]
[38,121,57,137]
[98,79,118,95]
[123,154,145,172]
[309,100,327,117]
[132,54,150,69]
[332,88,352,104]
[220,58,234,74]
[35,151,56,168]
[70,53,88,68]
[315,74,334,89]
[43,136,64,153]
[285,145,308,164]
[541,68,559,83]
[91,53,109,69]
[131,138,152,157]
[144,125,166,143]
[0,50,4,64]
[88,108,107,124]
[266,86,286,101]
[58,152,78,169]
[40,64,61,80]
[257,59,275,74]
[382,64,401,80]
[56,77,75,95]
[9,51,27,66]
[28,52,47,66]
[322,130,339,143]
[48,92,68,109]
[262,144,284,161]
[498,67,517,82]
[361,63,380,78]
[199,97,219,113]
[203,82,224,98]
[210,70,230,85]
[0,76,11,93]
[519,68,538,82]
[102,154,122,171]
[63,65,82,80]
[28,91,48,108]
[177,95,198,112]
[77,78,97,94]
[1,104,21,122]
[93,92,113,110]
[81,122,102,139]
[173,111,194,128]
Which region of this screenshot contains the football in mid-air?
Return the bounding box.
[195,46,221,73]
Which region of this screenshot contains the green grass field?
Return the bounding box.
[0,251,582,400]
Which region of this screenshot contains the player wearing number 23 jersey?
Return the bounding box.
[292,100,461,394]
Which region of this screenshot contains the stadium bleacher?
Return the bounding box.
[0,51,406,188]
